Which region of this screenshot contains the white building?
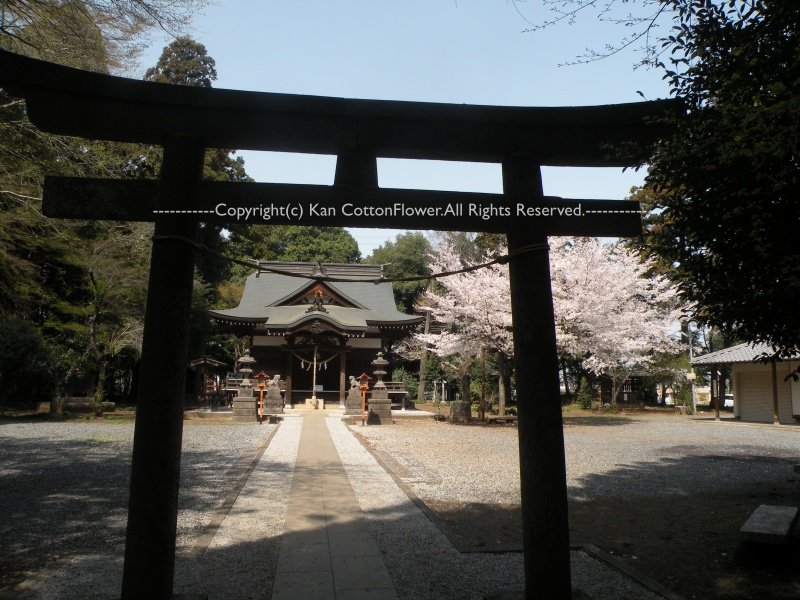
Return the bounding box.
[692,342,800,424]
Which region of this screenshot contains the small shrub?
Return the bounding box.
[576,381,593,410]
[391,367,418,393]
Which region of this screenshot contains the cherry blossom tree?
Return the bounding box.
[550,237,686,404]
[411,236,512,411]
[414,235,685,407]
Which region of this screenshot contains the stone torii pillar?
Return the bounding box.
[504,156,572,596]
[0,48,673,600]
[120,136,204,599]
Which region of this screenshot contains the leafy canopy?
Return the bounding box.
[0,0,207,71]
[365,232,431,314]
[644,1,800,357]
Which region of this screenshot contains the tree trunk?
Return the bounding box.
[417,310,430,404]
[460,372,471,405]
[561,363,571,402]
[93,360,107,416]
[611,371,629,406]
[498,353,507,416]
[479,347,487,420]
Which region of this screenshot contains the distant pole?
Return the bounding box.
[688,323,697,415]
[312,345,318,408]
[121,135,204,600]
[771,360,780,424]
[503,155,571,599]
[417,309,431,405]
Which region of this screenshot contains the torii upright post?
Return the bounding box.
[504,156,572,598]
[121,135,205,600]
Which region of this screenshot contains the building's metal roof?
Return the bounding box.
[691,342,799,365]
[209,262,423,332]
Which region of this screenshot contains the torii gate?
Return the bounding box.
[0,49,674,600]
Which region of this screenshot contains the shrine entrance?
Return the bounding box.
[0,48,674,600]
[212,261,423,408]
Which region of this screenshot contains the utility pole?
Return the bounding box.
[417,309,431,405]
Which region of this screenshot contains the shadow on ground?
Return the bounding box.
[562,415,639,427]
[0,431,265,592]
[415,451,800,600]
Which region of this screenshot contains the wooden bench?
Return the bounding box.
[487,415,518,424]
[740,504,799,545]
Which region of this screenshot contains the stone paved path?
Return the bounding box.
[271,411,398,600]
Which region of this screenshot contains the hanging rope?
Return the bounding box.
[151,233,549,284]
[290,349,339,366]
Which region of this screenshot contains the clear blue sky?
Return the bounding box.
[140,1,670,256]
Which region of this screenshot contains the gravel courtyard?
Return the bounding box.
[353,412,800,600]
[0,412,798,599]
[0,419,275,592]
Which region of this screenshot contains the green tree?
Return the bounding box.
[0,0,109,71]
[0,0,206,71]
[644,1,800,358]
[0,319,57,404]
[144,35,217,87]
[78,222,149,408]
[227,225,362,280]
[140,36,253,286]
[0,13,210,401]
[365,232,431,313]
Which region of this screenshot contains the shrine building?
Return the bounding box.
[209,261,424,407]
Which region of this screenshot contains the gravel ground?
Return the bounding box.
[351,412,800,599]
[0,419,274,592]
[329,415,665,600]
[2,412,799,600]
[351,414,800,505]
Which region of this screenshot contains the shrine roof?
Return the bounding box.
[209,262,424,332]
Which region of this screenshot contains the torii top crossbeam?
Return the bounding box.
[0,49,672,166]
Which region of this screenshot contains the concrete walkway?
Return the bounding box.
[271,411,398,600]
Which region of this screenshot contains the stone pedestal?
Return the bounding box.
[265,383,283,414]
[448,400,472,424]
[233,385,257,422]
[345,384,362,416]
[367,389,392,425]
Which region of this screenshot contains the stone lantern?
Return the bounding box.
[232,351,258,422]
[367,352,392,424]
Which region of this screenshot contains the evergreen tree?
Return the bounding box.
[226,225,362,282]
[365,232,431,313]
[144,36,217,87]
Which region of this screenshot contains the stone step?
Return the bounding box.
[740,504,799,545]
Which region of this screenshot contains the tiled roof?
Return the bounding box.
[209,262,423,330]
[691,342,799,365]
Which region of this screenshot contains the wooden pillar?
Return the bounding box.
[503,155,572,599]
[771,360,780,424]
[121,135,204,600]
[285,345,293,407]
[339,347,347,407]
